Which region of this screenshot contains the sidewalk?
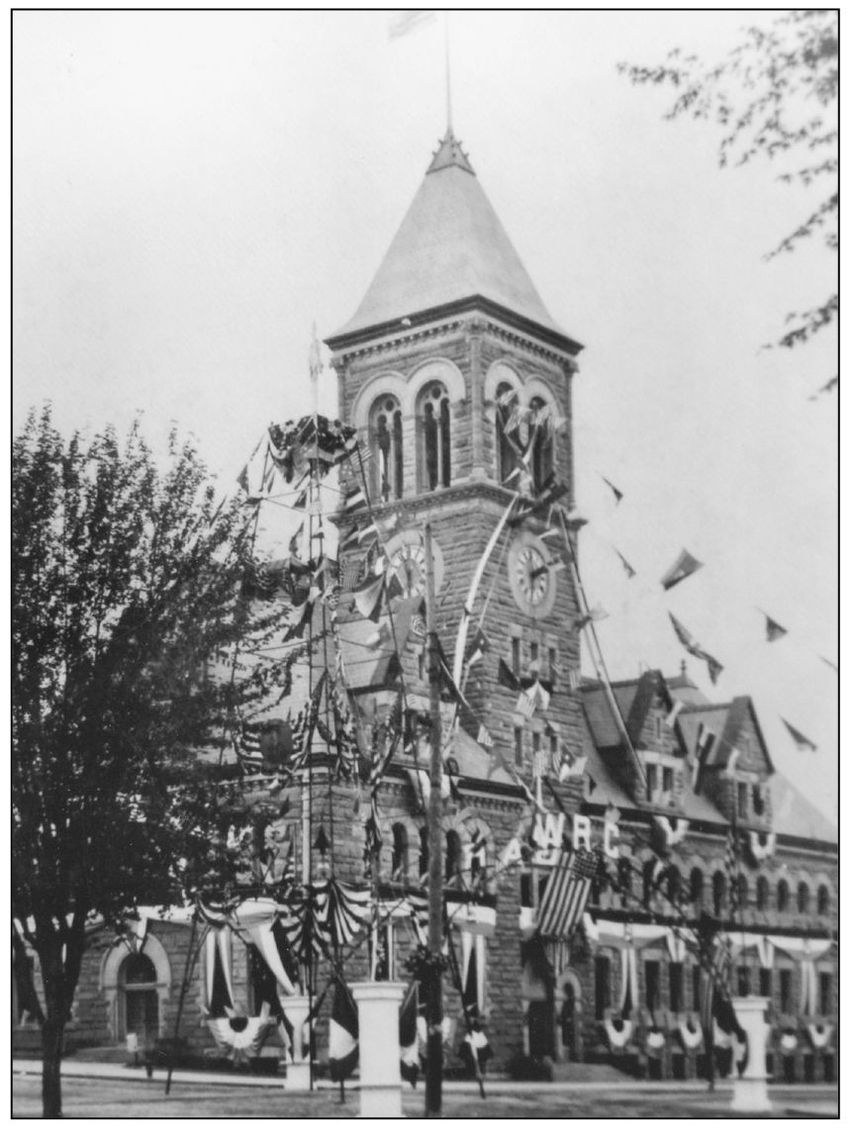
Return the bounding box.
[12,1056,838,1098]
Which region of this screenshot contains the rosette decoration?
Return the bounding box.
[644,1029,666,1057]
[603,1015,634,1052]
[779,1029,799,1054]
[208,1002,274,1058]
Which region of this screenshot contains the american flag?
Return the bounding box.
[538,847,600,939]
[477,724,494,749]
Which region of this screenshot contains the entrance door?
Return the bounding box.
[527,1001,554,1059]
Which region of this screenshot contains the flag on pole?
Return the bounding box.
[700,936,731,1042]
[389,10,436,38]
[515,689,537,718]
[343,485,367,513]
[353,573,385,620]
[661,549,704,591]
[477,724,494,749]
[329,977,359,1082]
[763,613,788,642]
[399,982,420,1087]
[601,475,624,504]
[665,698,685,729]
[568,667,582,693]
[573,604,608,631]
[498,658,520,691]
[781,718,818,752]
[538,847,600,938]
[465,628,490,667]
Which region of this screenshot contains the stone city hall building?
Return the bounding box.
[14,130,837,1084]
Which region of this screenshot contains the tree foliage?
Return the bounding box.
[12,407,286,1115]
[619,9,838,388]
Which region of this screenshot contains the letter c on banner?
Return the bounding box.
[603,821,620,860]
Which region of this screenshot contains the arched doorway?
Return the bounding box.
[554,970,583,1061]
[521,939,555,1059]
[119,953,160,1045]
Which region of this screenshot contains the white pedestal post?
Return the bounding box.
[351,981,407,1118]
[730,996,772,1113]
[280,993,312,1091]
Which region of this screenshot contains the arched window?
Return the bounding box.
[666,864,683,905]
[525,396,554,494]
[445,830,462,884]
[419,383,451,491]
[712,872,726,917]
[689,868,705,906]
[817,885,830,917]
[119,953,159,1044]
[736,875,749,911]
[418,827,429,878]
[797,881,810,914]
[392,824,409,880]
[617,858,634,906]
[369,395,403,501]
[756,876,770,912]
[777,879,790,913]
[495,383,520,484]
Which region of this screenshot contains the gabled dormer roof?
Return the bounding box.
[707,695,775,774]
[327,129,582,355]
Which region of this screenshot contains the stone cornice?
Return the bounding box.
[326,296,581,372]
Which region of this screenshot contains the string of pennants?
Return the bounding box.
[571,472,833,751]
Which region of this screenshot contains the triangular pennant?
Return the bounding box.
[601,475,624,504]
[781,718,817,752]
[763,613,788,642]
[661,549,704,591]
[614,547,636,579]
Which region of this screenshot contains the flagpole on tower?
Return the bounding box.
[444,10,453,133]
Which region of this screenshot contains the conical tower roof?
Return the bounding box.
[328,130,580,353]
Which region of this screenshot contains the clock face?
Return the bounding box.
[385,530,444,599]
[389,543,427,598]
[508,536,556,616]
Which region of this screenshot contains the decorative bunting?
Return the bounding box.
[661,549,704,591]
[668,613,723,686]
[399,982,420,1087]
[329,977,359,1082]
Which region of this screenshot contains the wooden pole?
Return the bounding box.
[423,521,444,1119]
[165,913,203,1096]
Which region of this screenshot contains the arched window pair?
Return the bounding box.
[495,383,554,494]
[368,383,452,498]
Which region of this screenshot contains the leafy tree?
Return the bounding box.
[12,407,285,1117]
[620,9,838,392]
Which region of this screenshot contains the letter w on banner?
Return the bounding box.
[538,848,600,939]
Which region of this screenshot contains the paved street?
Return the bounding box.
[12,1063,838,1119]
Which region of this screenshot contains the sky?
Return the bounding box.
[12,9,838,823]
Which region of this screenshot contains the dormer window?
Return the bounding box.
[418,383,451,491]
[736,780,749,820]
[369,395,403,501]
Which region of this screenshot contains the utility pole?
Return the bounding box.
[423,520,444,1118]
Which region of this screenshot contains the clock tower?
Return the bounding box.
[325,129,585,778]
